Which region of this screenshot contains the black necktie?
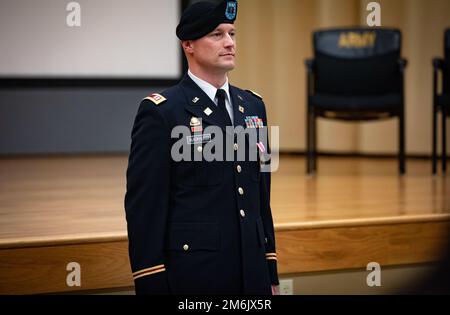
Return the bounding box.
[216,89,232,126]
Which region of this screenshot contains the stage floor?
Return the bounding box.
[1,155,449,294]
[0,155,448,247]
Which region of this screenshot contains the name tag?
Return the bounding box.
[187,134,211,145]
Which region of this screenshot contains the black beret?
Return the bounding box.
[176,0,238,40]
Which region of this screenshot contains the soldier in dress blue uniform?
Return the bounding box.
[125,0,279,295]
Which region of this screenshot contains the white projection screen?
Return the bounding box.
[0,0,181,78]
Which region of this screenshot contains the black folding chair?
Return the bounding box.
[432,28,450,175]
[305,28,407,175]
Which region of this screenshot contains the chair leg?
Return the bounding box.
[399,110,406,175]
[443,105,447,174]
[312,111,317,172]
[306,106,312,174]
[432,105,437,175]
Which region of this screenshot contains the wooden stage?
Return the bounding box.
[0,155,449,294]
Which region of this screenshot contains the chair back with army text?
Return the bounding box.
[305,28,407,174]
[432,28,450,174]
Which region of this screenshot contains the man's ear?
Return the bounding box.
[181,40,194,54]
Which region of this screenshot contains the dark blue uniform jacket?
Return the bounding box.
[125,74,279,295]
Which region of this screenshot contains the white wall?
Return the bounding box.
[0,0,181,78]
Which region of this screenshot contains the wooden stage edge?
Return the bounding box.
[1,156,449,294]
[1,216,449,294]
[1,213,450,249]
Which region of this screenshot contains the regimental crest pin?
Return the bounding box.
[204,107,213,116]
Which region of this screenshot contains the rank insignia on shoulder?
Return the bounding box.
[246,90,262,100]
[144,93,167,106]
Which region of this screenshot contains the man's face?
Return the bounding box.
[187,23,236,73]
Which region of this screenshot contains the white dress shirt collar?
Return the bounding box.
[188,70,231,105]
